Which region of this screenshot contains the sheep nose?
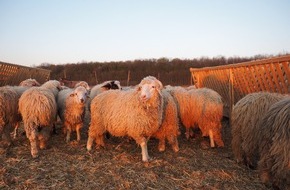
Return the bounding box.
[80,98,84,103]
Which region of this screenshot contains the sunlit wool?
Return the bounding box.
[19,80,61,158]
[87,76,164,162]
[0,79,41,144]
[152,89,180,152]
[74,81,90,91]
[231,92,285,168]
[19,78,40,87]
[258,97,290,190]
[57,86,89,142]
[167,86,224,148]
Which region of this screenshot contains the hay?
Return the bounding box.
[0,119,270,190]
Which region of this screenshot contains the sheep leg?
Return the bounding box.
[185,127,190,139]
[66,129,71,143]
[13,122,19,139]
[213,130,224,147]
[158,138,166,152]
[138,137,150,162]
[76,124,82,142]
[167,135,179,152]
[209,129,215,148]
[86,136,94,151]
[27,129,39,158]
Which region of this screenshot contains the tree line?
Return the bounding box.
[38,55,277,86]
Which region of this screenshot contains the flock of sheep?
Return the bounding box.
[0,76,289,189]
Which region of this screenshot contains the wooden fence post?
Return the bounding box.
[127,70,130,86]
[94,70,98,85]
[229,68,234,125]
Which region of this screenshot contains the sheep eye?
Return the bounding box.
[152,86,155,88]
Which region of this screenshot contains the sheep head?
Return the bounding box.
[74,81,91,91]
[69,86,89,104]
[138,76,163,107]
[19,78,40,87]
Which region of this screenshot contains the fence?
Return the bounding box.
[190,55,290,118]
[0,61,51,86]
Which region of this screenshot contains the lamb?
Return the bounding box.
[152,89,180,152]
[57,86,89,143]
[87,76,164,162]
[19,80,62,158]
[231,92,285,168]
[168,86,224,148]
[257,97,290,190]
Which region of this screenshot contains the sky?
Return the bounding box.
[0,0,290,67]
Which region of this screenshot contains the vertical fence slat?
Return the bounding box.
[275,63,288,93]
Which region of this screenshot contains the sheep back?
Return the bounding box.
[231,92,285,168]
[19,87,57,133]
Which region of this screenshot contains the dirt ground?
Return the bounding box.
[0,117,272,190]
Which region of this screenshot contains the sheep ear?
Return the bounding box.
[156,80,163,90]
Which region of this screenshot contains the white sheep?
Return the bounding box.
[87,76,164,162]
[19,80,62,158]
[57,86,89,143]
[167,86,224,148]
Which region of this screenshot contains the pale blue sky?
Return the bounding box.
[0,0,290,67]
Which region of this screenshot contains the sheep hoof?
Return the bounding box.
[158,145,165,152]
[31,153,39,159]
[172,146,179,152]
[142,156,153,163]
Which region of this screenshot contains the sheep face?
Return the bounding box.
[69,86,89,104]
[138,77,163,104]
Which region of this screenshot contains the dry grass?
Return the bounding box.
[0,118,271,190]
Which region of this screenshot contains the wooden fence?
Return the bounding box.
[190,55,290,118]
[0,61,51,86]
